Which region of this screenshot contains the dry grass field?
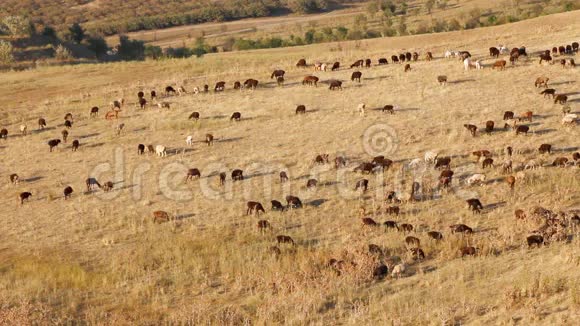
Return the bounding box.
[1,10,580,325]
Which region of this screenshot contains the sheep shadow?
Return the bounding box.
[535,128,556,135]
[562,92,580,97]
[308,198,328,207]
[175,213,195,221]
[319,180,340,187]
[485,201,507,211]
[299,239,320,247]
[217,137,243,143]
[79,133,100,139]
[85,142,105,149]
[556,146,580,153]
[397,108,420,112]
[448,79,476,84]
[245,171,275,179]
[567,98,580,103]
[549,81,575,86]
[23,176,43,183]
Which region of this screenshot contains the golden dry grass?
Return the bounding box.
[0,10,579,324]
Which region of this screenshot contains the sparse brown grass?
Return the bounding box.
[0,11,579,324]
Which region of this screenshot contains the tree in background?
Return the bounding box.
[144,45,163,59]
[0,40,15,64]
[69,23,85,44]
[287,0,328,14]
[118,35,145,60]
[86,36,108,58]
[2,16,33,37]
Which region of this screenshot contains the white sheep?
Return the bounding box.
[177,86,187,96]
[424,151,438,163]
[391,263,406,278]
[186,135,193,146]
[408,158,422,169]
[155,145,167,157]
[525,159,540,170]
[475,60,483,70]
[466,173,486,186]
[192,87,200,94]
[444,50,454,59]
[464,58,475,71]
[357,103,366,117]
[20,124,27,136]
[499,45,509,54]
[562,113,578,126]
[115,123,125,136]
[158,102,170,109]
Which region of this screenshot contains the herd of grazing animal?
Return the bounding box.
[1,38,578,284]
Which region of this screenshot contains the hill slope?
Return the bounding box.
[0,11,579,324]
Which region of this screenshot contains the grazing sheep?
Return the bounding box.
[427,231,443,240]
[502,160,513,173]
[535,77,549,88]
[384,221,398,230]
[382,105,396,114]
[527,235,544,247]
[71,140,79,151]
[434,157,451,170]
[296,105,306,115]
[466,198,483,213]
[102,182,113,193]
[460,247,477,257]
[90,106,99,117]
[271,200,285,211]
[19,124,27,136]
[464,124,477,136]
[232,169,244,181]
[38,118,47,129]
[146,145,155,155]
[554,94,568,104]
[9,174,19,185]
[279,171,289,183]
[64,113,73,122]
[399,223,414,232]
[409,248,425,260]
[48,139,61,152]
[437,75,447,85]
[63,186,74,200]
[153,211,171,223]
[276,235,295,245]
[246,202,265,215]
[514,209,527,220]
[524,159,540,170]
[158,102,171,109]
[335,156,346,168]
[64,120,72,129]
[219,172,226,186]
[424,151,439,163]
[408,158,421,169]
[314,154,329,164]
[86,178,101,191]
[355,179,368,192]
[115,123,125,136]
[552,157,568,167]
[561,114,578,126]
[485,121,494,133]
[362,217,378,226]
[450,224,473,234]
[405,236,420,248]
[186,135,193,146]
[306,179,317,188]
[466,174,486,186]
[230,112,241,121]
[19,192,32,205]
[188,112,200,121]
[351,71,362,82]
[515,125,529,135]
[539,144,552,154]
[404,64,411,72]
[506,175,516,189]
[285,195,302,209]
[391,263,406,278]
[482,158,494,169]
[185,168,201,181]
[155,145,167,157]
[205,134,214,146]
[257,220,271,232]
[357,103,366,117]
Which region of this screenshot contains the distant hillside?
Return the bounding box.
[0,0,360,36]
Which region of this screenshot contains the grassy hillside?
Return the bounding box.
[0,10,579,324]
